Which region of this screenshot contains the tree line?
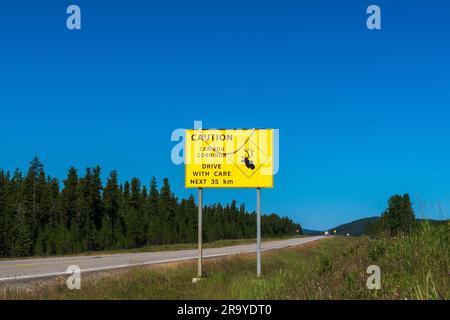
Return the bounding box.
[366,193,416,237]
[0,157,301,257]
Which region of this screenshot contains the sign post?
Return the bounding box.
[197,187,203,278]
[256,187,261,278]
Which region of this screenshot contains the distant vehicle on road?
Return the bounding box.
[324,231,329,236]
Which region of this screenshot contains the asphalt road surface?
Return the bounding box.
[0,236,324,282]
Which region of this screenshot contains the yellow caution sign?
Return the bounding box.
[185,129,274,188]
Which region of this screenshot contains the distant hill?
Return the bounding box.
[329,217,448,236]
[331,217,380,236]
[302,229,323,236]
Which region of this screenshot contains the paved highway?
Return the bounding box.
[0,236,324,282]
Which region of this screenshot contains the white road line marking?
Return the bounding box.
[0,237,324,282]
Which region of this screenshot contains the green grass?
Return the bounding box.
[2,222,449,299]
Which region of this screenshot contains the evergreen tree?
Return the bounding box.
[103,171,120,248]
[368,193,416,237]
[29,156,44,214]
[147,177,160,244]
[400,194,416,233]
[78,169,98,251]
[61,167,79,229]
[20,158,44,246]
[158,178,177,244]
[385,193,416,236]
[0,170,7,255]
[46,178,60,227]
[124,178,146,246]
[14,204,32,256]
[91,166,104,230]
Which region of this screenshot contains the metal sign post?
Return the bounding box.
[256,187,261,278]
[198,187,203,278]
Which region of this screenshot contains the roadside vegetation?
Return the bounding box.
[2,192,448,300]
[2,219,448,300]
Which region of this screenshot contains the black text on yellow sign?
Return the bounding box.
[185,129,274,188]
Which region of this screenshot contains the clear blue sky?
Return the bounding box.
[0,1,449,230]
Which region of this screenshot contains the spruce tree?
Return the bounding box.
[78,169,98,250]
[103,171,120,247]
[159,178,177,243]
[0,170,6,256]
[14,204,32,256]
[378,193,417,237]
[91,166,103,230]
[401,193,416,233]
[61,167,79,229]
[21,158,44,245]
[126,178,146,246]
[147,177,160,244]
